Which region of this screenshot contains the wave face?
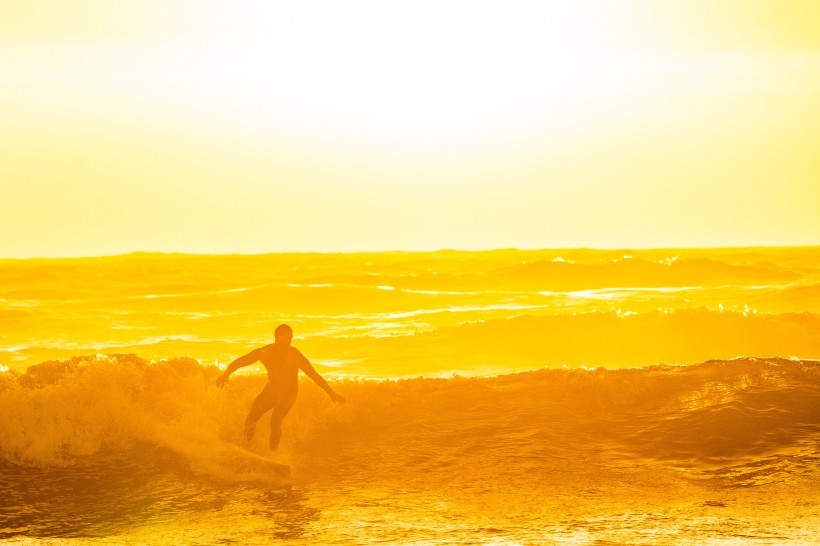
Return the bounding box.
[1,355,819,542]
[2,355,818,479]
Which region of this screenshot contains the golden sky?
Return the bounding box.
[2,0,819,257]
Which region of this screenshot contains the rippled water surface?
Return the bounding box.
[2,248,819,543]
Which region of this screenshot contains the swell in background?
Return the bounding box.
[1,246,819,376]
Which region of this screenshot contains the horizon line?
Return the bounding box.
[2,243,818,262]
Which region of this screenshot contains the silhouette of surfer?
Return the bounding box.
[216,324,345,450]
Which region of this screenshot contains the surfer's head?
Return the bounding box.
[274,323,293,345]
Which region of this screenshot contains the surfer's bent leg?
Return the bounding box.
[244,384,276,444]
[268,389,298,450]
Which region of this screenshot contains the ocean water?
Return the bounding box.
[1,248,819,544]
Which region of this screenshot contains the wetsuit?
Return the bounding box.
[218,335,341,449]
[243,343,305,445]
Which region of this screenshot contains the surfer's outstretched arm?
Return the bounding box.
[299,359,345,403]
[216,349,262,388]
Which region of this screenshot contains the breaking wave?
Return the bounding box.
[1,355,818,488]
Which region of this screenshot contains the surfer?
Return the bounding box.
[216,324,345,450]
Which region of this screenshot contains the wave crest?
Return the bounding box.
[2,355,818,486]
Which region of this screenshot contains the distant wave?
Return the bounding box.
[484,257,799,290]
[304,308,820,374]
[2,355,818,488]
[5,308,820,377]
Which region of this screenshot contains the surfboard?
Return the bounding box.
[215,445,291,478]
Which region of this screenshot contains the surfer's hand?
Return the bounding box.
[330,392,345,404]
[216,373,230,388]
